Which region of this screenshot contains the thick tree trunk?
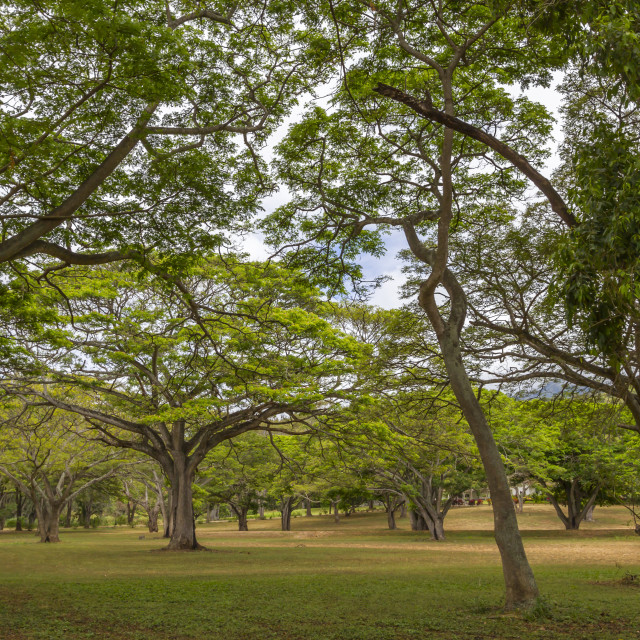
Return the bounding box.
[305,498,313,517]
[434,319,539,608]
[414,503,446,541]
[82,498,93,528]
[208,504,220,521]
[36,502,63,543]
[409,509,428,531]
[433,517,445,541]
[165,456,201,550]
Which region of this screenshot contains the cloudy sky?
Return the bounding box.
[243,75,565,310]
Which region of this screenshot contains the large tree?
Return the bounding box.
[262,0,572,608]
[0,0,329,272]
[0,403,124,542]
[1,258,367,549]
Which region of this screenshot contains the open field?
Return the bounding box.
[0,505,638,640]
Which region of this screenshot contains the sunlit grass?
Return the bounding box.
[0,506,638,639]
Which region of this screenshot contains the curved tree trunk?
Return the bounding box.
[439,328,538,608]
[126,500,137,527]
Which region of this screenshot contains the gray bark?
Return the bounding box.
[280,496,296,531]
[164,452,202,550]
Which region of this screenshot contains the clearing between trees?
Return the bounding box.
[0,505,638,640]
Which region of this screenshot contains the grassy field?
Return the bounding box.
[0,505,638,640]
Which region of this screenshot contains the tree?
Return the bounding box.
[0,403,124,542]
[262,0,582,609]
[452,70,640,442]
[0,0,330,271]
[201,432,275,531]
[340,395,482,540]
[492,395,630,530]
[2,258,367,549]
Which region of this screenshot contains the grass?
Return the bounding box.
[0,505,638,639]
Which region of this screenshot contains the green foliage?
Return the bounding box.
[0,0,328,266]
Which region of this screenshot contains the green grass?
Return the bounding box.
[0,506,639,639]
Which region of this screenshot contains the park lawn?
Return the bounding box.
[0,506,638,640]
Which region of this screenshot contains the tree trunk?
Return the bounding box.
[165,456,201,550]
[399,502,407,518]
[82,498,93,528]
[280,496,295,531]
[436,323,539,608]
[209,504,220,521]
[230,504,249,531]
[305,498,313,517]
[515,487,525,514]
[433,517,446,541]
[387,508,397,530]
[152,470,170,538]
[15,488,23,531]
[584,505,595,522]
[331,500,340,523]
[64,498,73,528]
[147,504,160,533]
[126,500,136,527]
[548,482,600,530]
[409,509,428,531]
[36,502,62,543]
